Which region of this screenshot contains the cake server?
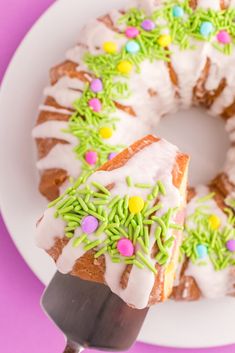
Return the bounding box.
[41,271,149,353]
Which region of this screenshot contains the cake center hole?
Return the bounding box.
[156,107,230,186]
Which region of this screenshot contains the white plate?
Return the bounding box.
[0,0,234,348]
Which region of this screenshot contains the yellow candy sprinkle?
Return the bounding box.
[129,196,144,214]
[103,41,117,54]
[158,34,172,47]
[99,127,113,139]
[165,262,174,275]
[117,60,133,74]
[208,214,221,230]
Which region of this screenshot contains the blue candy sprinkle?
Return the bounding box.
[200,21,214,37]
[126,40,140,54]
[196,244,208,259]
[172,5,184,18]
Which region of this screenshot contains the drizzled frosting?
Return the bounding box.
[34,0,235,301]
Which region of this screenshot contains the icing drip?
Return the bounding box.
[170,42,210,108]
[38,104,72,115]
[186,258,231,298]
[35,207,66,250]
[32,121,77,145]
[44,76,84,108]
[36,144,82,179]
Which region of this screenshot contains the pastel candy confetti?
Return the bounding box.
[99,127,113,139]
[103,41,117,54]
[126,40,140,54]
[89,98,102,112]
[90,78,103,93]
[200,21,214,37]
[117,238,134,257]
[226,239,235,252]
[81,215,99,234]
[158,34,172,47]
[217,30,231,44]
[141,19,155,31]
[208,214,221,230]
[117,60,133,74]
[125,26,139,38]
[129,196,144,214]
[108,152,118,160]
[85,151,98,165]
[172,5,184,17]
[196,244,208,259]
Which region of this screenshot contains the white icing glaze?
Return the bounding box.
[107,109,152,146]
[207,49,235,116]
[39,104,72,115]
[186,258,231,298]
[126,0,162,14]
[229,0,235,7]
[32,121,77,145]
[35,207,66,250]
[44,76,84,108]
[185,185,232,298]
[36,144,82,179]
[117,60,176,120]
[197,0,222,10]
[66,17,126,65]
[170,42,210,108]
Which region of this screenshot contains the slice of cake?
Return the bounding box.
[36,135,189,309]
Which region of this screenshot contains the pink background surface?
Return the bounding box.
[0,1,235,352]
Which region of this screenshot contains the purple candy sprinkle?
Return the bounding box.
[90,78,103,93]
[226,239,235,252]
[141,19,155,31]
[108,152,118,160]
[81,215,99,234]
[217,30,231,44]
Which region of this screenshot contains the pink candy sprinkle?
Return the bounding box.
[89,98,102,112]
[117,238,134,257]
[85,151,98,165]
[217,30,231,44]
[125,26,139,38]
